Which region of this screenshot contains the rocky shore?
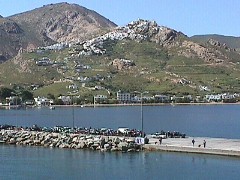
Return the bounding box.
[0,129,143,152]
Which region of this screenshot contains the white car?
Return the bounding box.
[117,127,130,134]
[150,132,167,139]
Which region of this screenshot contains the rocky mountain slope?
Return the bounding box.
[191,34,240,51]
[0,2,116,61]
[1,3,240,97]
[74,19,238,64]
[0,17,24,62]
[1,19,240,98]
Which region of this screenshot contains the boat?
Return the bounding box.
[49,106,55,110]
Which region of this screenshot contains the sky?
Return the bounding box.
[0,0,239,37]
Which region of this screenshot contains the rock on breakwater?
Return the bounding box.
[0,129,142,152]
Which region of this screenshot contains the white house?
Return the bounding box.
[117,91,131,103]
[34,97,54,106]
[58,96,71,105]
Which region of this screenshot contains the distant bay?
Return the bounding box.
[0,104,240,138]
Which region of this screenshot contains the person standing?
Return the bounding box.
[192,139,195,147]
[203,140,206,148]
[159,137,162,145]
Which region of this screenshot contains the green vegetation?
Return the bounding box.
[1,37,240,101]
[33,82,72,98]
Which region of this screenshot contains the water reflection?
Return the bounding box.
[1,145,240,179]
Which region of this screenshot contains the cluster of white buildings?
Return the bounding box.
[34,97,54,106]
[3,91,240,108]
[116,91,240,104]
[116,91,152,103]
[39,43,69,51]
[73,19,163,57]
[35,57,53,66]
[205,93,240,102]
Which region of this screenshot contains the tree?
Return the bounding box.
[21,91,33,102]
[47,93,55,100]
[54,99,64,105]
[0,87,13,99]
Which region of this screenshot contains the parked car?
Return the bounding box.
[149,132,167,139]
[167,131,186,138]
[117,127,130,135]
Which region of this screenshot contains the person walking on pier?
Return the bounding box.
[192,139,195,147]
[203,140,206,148]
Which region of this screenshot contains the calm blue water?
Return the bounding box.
[1,105,240,179]
[1,144,240,180]
[1,104,240,138]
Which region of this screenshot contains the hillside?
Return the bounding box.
[191,34,240,51]
[0,2,116,61]
[1,19,240,99]
[0,17,24,61]
[9,2,116,43]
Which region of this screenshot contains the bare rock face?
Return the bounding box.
[126,19,182,45]
[13,49,32,73]
[0,20,22,34]
[178,39,231,63]
[10,2,117,44]
[208,38,221,47]
[0,54,6,62]
[207,38,233,51]
[0,19,24,61]
[0,3,116,61]
[111,59,135,70]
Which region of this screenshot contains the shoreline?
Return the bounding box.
[39,102,240,108]
[1,102,240,109]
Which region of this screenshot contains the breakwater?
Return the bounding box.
[1,126,240,157]
[0,129,142,152]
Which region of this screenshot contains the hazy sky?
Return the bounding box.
[0,0,239,37]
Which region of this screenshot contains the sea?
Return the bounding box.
[1,104,240,179]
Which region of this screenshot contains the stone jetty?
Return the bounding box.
[1,127,240,157]
[0,129,142,152]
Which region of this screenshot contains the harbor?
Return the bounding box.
[1,105,240,179]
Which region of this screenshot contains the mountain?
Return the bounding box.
[191,34,240,51]
[9,2,116,43]
[0,17,24,62]
[0,2,116,61]
[1,19,240,98]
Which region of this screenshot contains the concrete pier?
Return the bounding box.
[145,137,240,157]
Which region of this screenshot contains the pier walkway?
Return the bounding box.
[145,137,240,157]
